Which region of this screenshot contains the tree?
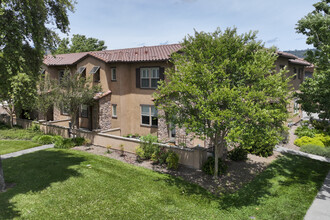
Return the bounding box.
[295,0,330,121]
[52,70,101,132]
[0,0,75,192]
[55,34,107,54]
[34,74,55,121]
[154,28,290,178]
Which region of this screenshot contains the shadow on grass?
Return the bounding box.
[219,154,330,210]
[0,149,85,219]
[156,154,330,211]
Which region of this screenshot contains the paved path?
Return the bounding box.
[1,144,54,160]
[305,171,330,220]
[275,145,330,163]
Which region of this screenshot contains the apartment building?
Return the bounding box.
[42,44,310,147]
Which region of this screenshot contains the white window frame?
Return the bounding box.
[140,105,158,127]
[140,67,160,89]
[112,104,117,118]
[111,67,117,81]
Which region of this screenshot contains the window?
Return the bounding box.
[141,105,158,126]
[293,67,297,79]
[279,65,285,70]
[81,104,88,118]
[40,69,46,78]
[112,104,117,117]
[111,68,117,81]
[77,66,86,78]
[59,70,65,82]
[61,104,69,115]
[90,66,100,83]
[140,67,159,88]
[298,68,303,79]
[169,123,176,138]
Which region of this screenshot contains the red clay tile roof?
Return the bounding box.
[43,52,89,66]
[288,58,311,66]
[90,44,182,63]
[277,51,298,59]
[43,44,182,66]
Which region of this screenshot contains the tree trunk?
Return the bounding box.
[9,113,13,128]
[0,156,6,192]
[214,134,219,179]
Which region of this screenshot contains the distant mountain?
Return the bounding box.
[284,49,316,58]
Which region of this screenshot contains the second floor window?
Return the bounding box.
[111,68,117,81]
[140,67,159,89]
[90,66,100,83]
[59,70,65,82]
[77,66,86,78]
[112,104,117,117]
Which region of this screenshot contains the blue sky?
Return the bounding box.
[61,0,318,51]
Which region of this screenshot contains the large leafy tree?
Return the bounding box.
[295,0,330,120]
[0,0,75,192]
[52,70,101,131]
[55,34,107,54]
[155,28,290,178]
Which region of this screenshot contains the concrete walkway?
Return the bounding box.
[1,144,54,160]
[305,171,330,220]
[275,145,330,220]
[275,145,330,163]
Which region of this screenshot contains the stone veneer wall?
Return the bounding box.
[157,111,170,143]
[98,94,111,130]
[53,107,61,121]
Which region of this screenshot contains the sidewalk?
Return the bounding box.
[1,144,54,160]
[304,171,330,220]
[275,145,330,220]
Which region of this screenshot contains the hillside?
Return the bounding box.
[284,49,316,58]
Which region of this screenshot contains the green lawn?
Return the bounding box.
[0,122,42,140]
[0,140,41,155]
[1,149,329,219]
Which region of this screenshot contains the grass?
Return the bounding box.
[0,123,42,140]
[0,140,41,155]
[1,149,329,219]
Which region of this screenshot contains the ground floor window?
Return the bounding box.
[141,105,157,126]
[112,104,117,118]
[81,104,88,118]
[169,123,176,138]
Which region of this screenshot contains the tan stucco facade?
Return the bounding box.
[42,51,309,147]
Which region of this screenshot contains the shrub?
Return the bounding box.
[151,147,168,165]
[52,135,64,144]
[32,135,42,142]
[166,150,179,170]
[83,138,92,146]
[294,125,317,138]
[202,157,227,176]
[136,146,145,162]
[311,120,330,134]
[294,136,325,147]
[300,144,330,158]
[72,137,85,146]
[106,145,112,153]
[314,133,330,147]
[37,135,54,145]
[228,147,248,161]
[54,138,75,149]
[120,144,125,156]
[29,123,40,132]
[139,134,158,159]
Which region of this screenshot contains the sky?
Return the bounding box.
[60,0,318,51]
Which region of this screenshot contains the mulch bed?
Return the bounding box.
[73,145,282,195]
